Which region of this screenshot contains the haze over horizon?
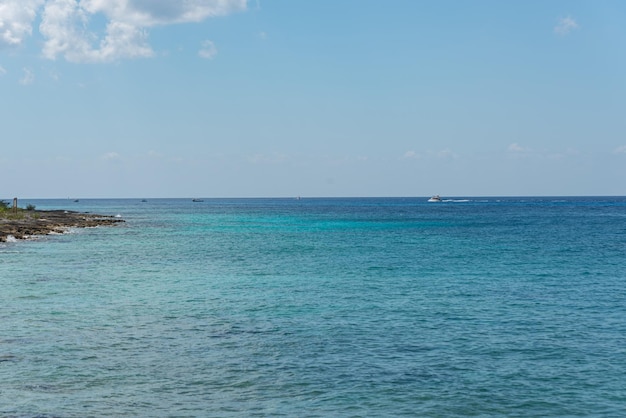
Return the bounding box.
[2,1,625,198]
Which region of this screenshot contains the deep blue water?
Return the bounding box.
[1,197,626,417]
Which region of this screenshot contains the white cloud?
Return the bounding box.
[402,150,420,160]
[19,67,34,85]
[613,145,626,155]
[102,151,121,160]
[402,149,459,160]
[82,0,247,26]
[147,150,162,158]
[437,148,457,159]
[508,143,526,153]
[554,16,579,36]
[0,0,44,47]
[0,65,6,75]
[1,0,247,62]
[198,39,217,59]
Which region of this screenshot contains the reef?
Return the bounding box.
[0,209,124,242]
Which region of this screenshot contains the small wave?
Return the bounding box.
[441,199,470,203]
[5,235,18,243]
[64,227,85,234]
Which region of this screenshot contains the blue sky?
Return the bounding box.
[1,0,625,198]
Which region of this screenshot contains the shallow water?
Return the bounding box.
[1,197,625,416]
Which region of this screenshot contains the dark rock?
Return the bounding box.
[0,210,124,242]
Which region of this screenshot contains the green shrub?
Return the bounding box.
[26,204,36,211]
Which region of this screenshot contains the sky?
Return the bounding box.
[1,0,625,198]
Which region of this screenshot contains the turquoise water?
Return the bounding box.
[1,197,625,417]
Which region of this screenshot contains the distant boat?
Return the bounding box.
[141,199,147,202]
[428,195,442,202]
[192,199,204,202]
[73,199,79,203]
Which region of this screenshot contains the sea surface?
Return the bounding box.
[1,197,625,417]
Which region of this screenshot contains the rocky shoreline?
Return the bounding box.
[0,210,124,242]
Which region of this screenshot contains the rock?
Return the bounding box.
[0,210,124,242]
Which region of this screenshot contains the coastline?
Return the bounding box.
[0,209,124,242]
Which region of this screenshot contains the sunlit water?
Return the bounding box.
[1,197,625,417]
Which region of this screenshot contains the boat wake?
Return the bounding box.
[428,195,470,203]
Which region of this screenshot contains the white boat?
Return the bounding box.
[428,195,442,202]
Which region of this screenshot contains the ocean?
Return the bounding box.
[1,197,625,417]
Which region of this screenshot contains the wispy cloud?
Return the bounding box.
[147,150,162,159]
[19,67,34,85]
[0,65,6,76]
[613,145,626,155]
[247,152,288,164]
[0,0,247,63]
[554,16,579,36]
[402,150,420,160]
[508,143,527,153]
[437,148,458,159]
[102,151,121,161]
[48,68,60,81]
[198,40,217,59]
[402,149,459,160]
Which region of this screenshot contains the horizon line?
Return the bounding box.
[8,195,626,200]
